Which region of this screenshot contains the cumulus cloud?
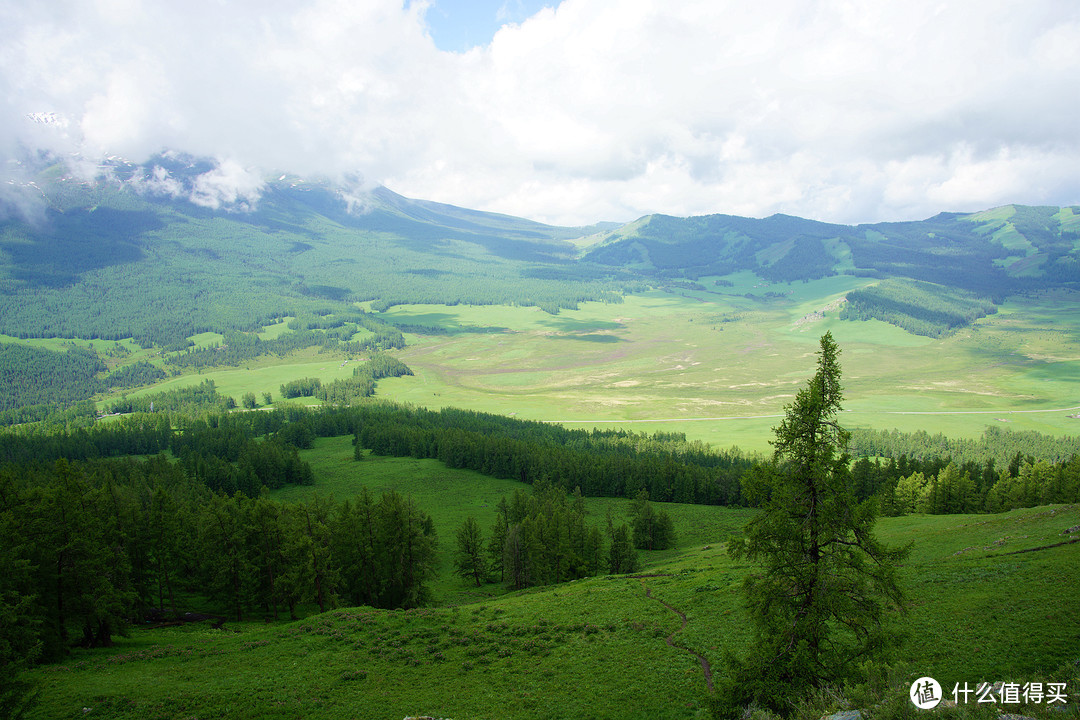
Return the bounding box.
[0,0,1078,225]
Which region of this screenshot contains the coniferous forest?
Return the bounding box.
[3,398,1079,671]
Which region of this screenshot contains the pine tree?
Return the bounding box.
[502,524,527,590]
[629,489,677,550]
[717,333,908,716]
[454,517,486,587]
[607,523,639,574]
[487,498,510,581]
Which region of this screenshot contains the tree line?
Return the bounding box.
[0,456,437,672]
[167,314,406,370]
[104,379,235,416]
[0,344,167,424]
[6,398,1079,517]
[845,441,1080,516]
[350,404,749,505]
[880,456,1080,514]
[850,424,1080,467]
[840,278,997,337]
[0,409,315,492]
[279,353,414,404]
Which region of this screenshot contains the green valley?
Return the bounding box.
[2,167,1080,720]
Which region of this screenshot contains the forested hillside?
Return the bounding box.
[3,395,1079,717]
[839,278,997,337]
[3,157,1080,471]
[0,156,631,348]
[583,205,1080,292]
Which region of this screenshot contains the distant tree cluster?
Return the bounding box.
[840,278,997,337]
[280,376,323,400]
[0,344,167,426]
[844,426,1080,515]
[168,315,406,371]
[0,343,105,411]
[483,485,606,590]
[628,490,676,551]
[172,417,314,495]
[313,353,414,404]
[352,404,749,505]
[0,399,99,429]
[453,483,673,592]
[0,413,174,465]
[870,455,1080,515]
[0,408,318,497]
[850,424,1080,467]
[105,379,235,416]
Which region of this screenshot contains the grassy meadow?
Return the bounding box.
[372,280,1080,453]
[24,275,1078,453]
[25,438,1080,719]
[276,436,754,604]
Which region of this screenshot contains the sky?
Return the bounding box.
[1,0,1079,226]
[425,0,551,52]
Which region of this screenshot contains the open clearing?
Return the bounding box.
[56,280,1080,454]
[372,282,1080,452]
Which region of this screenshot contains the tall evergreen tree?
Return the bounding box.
[487,497,510,581]
[453,517,486,587]
[606,518,639,575]
[718,333,908,716]
[629,489,676,550]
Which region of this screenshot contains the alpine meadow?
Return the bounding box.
[1,152,1078,720]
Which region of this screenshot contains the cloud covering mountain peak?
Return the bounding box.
[2,0,1078,226]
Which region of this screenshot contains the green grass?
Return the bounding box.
[11,273,1080,453]
[95,346,361,410]
[25,491,1080,720]
[373,283,1080,453]
[279,436,753,603]
[20,424,1080,719]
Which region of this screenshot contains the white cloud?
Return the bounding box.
[128,165,184,199]
[189,159,265,211]
[1,0,1078,225]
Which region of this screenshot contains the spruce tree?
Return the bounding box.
[717,332,908,716]
[454,517,486,587]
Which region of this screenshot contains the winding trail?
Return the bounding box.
[628,574,714,693]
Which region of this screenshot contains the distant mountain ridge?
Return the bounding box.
[0,154,1077,346]
[582,205,1080,294]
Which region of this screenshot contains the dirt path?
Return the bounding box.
[629,575,714,693]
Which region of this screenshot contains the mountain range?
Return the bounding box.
[1,154,1077,348]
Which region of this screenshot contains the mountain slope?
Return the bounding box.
[0,159,629,346]
[582,205,1080,293]
[2,155,1077,349]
